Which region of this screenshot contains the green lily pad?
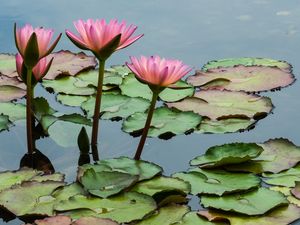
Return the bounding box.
[0,54,18,77]
[52,183,87,202]
[0,102,26,121]
[81,92,150,119]
[30,173,65,183]
[44,50,97,80]
[0,115,10,132]
[122,107,201,138]
[54,192,157,223]
[197,118,255,134]
[0,85,26,102]
[188,65,294,92]
[73,217,119,225]
[57,94,89,107]
[33,97,56,121]
[78,157,162,182]
[263,166,300,187]
[198,204,300,225]
[190,142,263,167]
[173,168,260,196]
[120,74,194,102]
[135,204,189,225]
[167,90,273,120]
[291,182,300,200]
[202,57,291,71]
[79,169,139,198]
[131,176,190,197]
[0,180,64,216]
[174,212,221,225]
[106,65,132,76]
[201,187,288,215]
[42,76,96,95]
[227,138,300,174]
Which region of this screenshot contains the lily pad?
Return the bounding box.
[0,180,64,216]
[0,102,26,121]
[106,65,132,76]
[173,168,260,196]
[73,217,119,225]
[79,169,139,198]
[227,138,300,174]
[198,204,300,225]
[54,192,157,223]
[0,115,10,132]
[0,85,26,102]
[33,97,56,121]
[202,57,291,71]
[30,215,72,225]
[263,166,300,187]
[188,65,295,92]
[291,182,300,199]
[190,142,263,167]
[120,74,194,102]
[134,204,189,225]
[201,187,288,215]
[197,118,255,134]
[122,107,201,138]
[132,176,190,196]
[78,157,162,181]
[167,90,273,120]
[81,92,150,119]
[174,212,221,225]
[44,50,97,80]
[0,54,18,77]
[57,94,89,107]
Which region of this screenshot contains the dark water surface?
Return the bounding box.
[1,0,300,224]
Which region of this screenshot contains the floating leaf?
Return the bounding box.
[0,54,18,77]
[106,65,132,76]
[78,157,162,181]
[0,115,10,132]
[0,85,26,102]
[190,142,263,167]
[291,182,300,200]
[132,176,190,197]
[202,57,291,71]
[197,118,255,134]
[30,215,72,225]
[43,50,97,80]
[42,76,96,95]
[57,94,89,107]
[201,187,288,215]
[173,168,260,196]
[188,65,295,92]
[33,97,56,121]
[0,102,26,121]
[0,181,64,216]
[263,166,300,187]
[167,90,273,120]
[81,92,150,119]
[227,138,300,174]
[174,212,221,225]
[54,192,157,223]
[120,74,194,102]
[79,169,139,198]
[198,204,300,225]
[122,107,201,138]
[135,204,189,225]
[73,217,119,225]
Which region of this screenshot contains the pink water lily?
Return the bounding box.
[16,53,52,81]
[66,19,143,59]
[126,56,192,87]
[14,24,61,61]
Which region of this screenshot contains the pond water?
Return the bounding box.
[1,0,300,224]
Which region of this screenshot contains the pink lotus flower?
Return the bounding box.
[126,56,192,87]
[66,19,143,60]
[14,24,61,66]
[16,53,53,81]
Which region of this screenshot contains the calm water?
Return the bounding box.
[1,0,300,224]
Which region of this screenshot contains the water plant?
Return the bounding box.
[66,19,143,160]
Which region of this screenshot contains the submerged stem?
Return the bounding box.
[134,90,159,160]
[91,60,105,161]
[26,69,34,154]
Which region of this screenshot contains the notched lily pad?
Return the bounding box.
[0,115,10,132]
[173,168,260,196]
[263,166,300,187]
[120,74,194,102]
[122,107,201,138]
[0,102,26,122]
[81,92,150,119]
[79,169,139,198]
[200,187,288,215]
[190,142,263,167]
[167,90,273,121]
[44,50,97,80]
[56,94,89,107]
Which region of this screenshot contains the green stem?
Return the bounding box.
[91,60,105,161]
[134,90,159,160]
[26,69,34,154]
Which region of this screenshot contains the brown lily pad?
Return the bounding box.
[43,50,97,80]
[187,65,295,92]
[72,217,119,225]
[291,182,300,200]
[167,90,273,120]
[0,75,26,102]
